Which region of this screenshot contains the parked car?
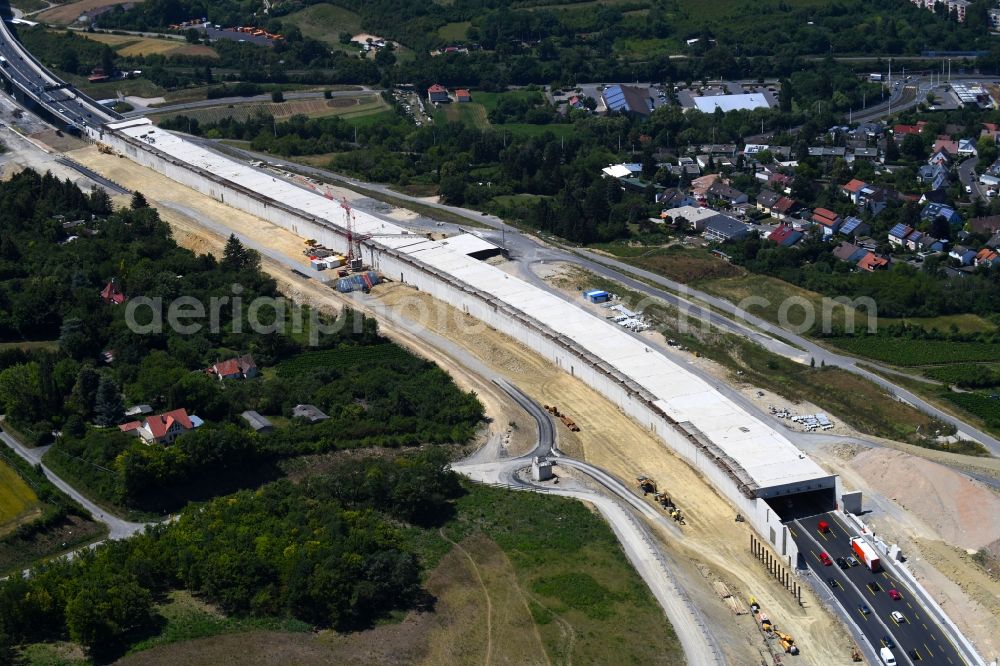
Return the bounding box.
[888,589,902,601]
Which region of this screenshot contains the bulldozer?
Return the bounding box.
[636,476,657,495]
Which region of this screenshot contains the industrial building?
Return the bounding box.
[99,117,838,564]
[691,93,771,114]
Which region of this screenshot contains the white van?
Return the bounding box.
[880,646,896,665]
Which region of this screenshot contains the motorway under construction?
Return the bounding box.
[98,117,838,564]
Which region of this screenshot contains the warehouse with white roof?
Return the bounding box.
[100,118,838,564]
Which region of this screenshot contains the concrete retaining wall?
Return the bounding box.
[104,126,818,561]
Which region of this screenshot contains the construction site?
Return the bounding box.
[44,118,991,665]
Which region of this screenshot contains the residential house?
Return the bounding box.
[656,188,698,209]
[119,408,201,445]
[124,404,152,417]
[767,224,802,247]
[957,138,977,156]
[241,410,273,433]
[601,163,642,179]
[833,242,868,263]
[293,404,329,423]
[856,252,889,272]
[567,95,585,110]
[841,179,867,204]
[756,189,782,214]
[920,189,950,208]
[768,172,793,194]
[100,279,126,305]
[949,246,977,265]
[707,181,748,205]
[888,223,915,247]
[700,144,739,156]
[667,205,721,231]
[975,248,999,267]
[921,202,962,227]
[771,196,798,220]
[857,185,892,217]
[690,173,720,197]
[811,207,842,237]
[455,89,472,103]
[892,122,926,141]
[209,354,258,381]
[807,147,847,159]
[838,216,871,239]
[704,216,749,242]
[987,231,1000,249]
[427,84,449,103]
[927,149,952,167]
[851,147,880,162]
[917,235,946,253]
[918,163,949,190]
[904,230,924,252]
[931,137,959,156]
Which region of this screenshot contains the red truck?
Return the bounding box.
[850,537,881,572]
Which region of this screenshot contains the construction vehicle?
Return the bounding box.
[669,507,685,524]
[636,476,657,495]
[97,143,114,155]
[653,492,674,508]
[775,631,799,655]
[560,414,580,431]
[850,536,881,572]
[749,596,760,613]
[757,611,773,633]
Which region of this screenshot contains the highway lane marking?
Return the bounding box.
[890,616,899,627]
[856,609,869,621]
[924,643,933,656]
[922,623,928,630]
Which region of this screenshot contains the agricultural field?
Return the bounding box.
[37,0,140,25]
[438,102,489,128]
[73,31,218,58]
[151,94,389,125]
[827,337,1000,366]
[923,364,1000,388]
[943,392,1000,430]
[0,457,41,535]
[880,313,997,335]
[610,245,743,283]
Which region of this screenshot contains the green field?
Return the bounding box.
[437,21,470,41]
[943,392,1000,430]
[827,337,1000,366]
[0,458,41,534]
[281,4,363,48]
[881,313,997,334]
[152,95,388,126]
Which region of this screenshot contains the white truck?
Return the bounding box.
[880,646,896,665]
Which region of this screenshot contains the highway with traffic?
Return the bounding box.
[0,18,117,132]
[791,513,970,665]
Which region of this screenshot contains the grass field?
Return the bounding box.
[610,245,743,283]
[437,21,471,41]
[439,102,489,128]
[73,31,219,58]
[151,95,389,125]
[281,4,363,48]
[0,459,41,535]
[881,313,997,334]
[37,0,140,25]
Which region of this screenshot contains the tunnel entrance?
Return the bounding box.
[766,487,837,522]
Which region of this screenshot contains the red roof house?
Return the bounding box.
[208,354,258,380]
[119,408,199,444]
[455,89,471,102]
[427,84,449,103]
[857,252,889,272]
[100,279,126,305]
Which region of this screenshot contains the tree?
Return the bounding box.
[884,137,900,162]
[70,367,100,417]
[130,191,148,209]
[779,79,793,113]
[66,575,153,657]
[221,234,248,272]
[271,90,285,103]
[901,133,926,161]
[93,377,124,427]
[100,46,114,76]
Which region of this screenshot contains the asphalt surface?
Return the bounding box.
[0,429,149,540]
[957,157,987,203]
[0,19,117,130]
[790,513,968,666]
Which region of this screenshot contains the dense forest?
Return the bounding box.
[0,450,459,661]
[0,171,483,513]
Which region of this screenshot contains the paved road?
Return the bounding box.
[0,429,149,540]
[790,513,972,666]
[454,381,724,666]
[56,156,131,195]
[957,156,987,202]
